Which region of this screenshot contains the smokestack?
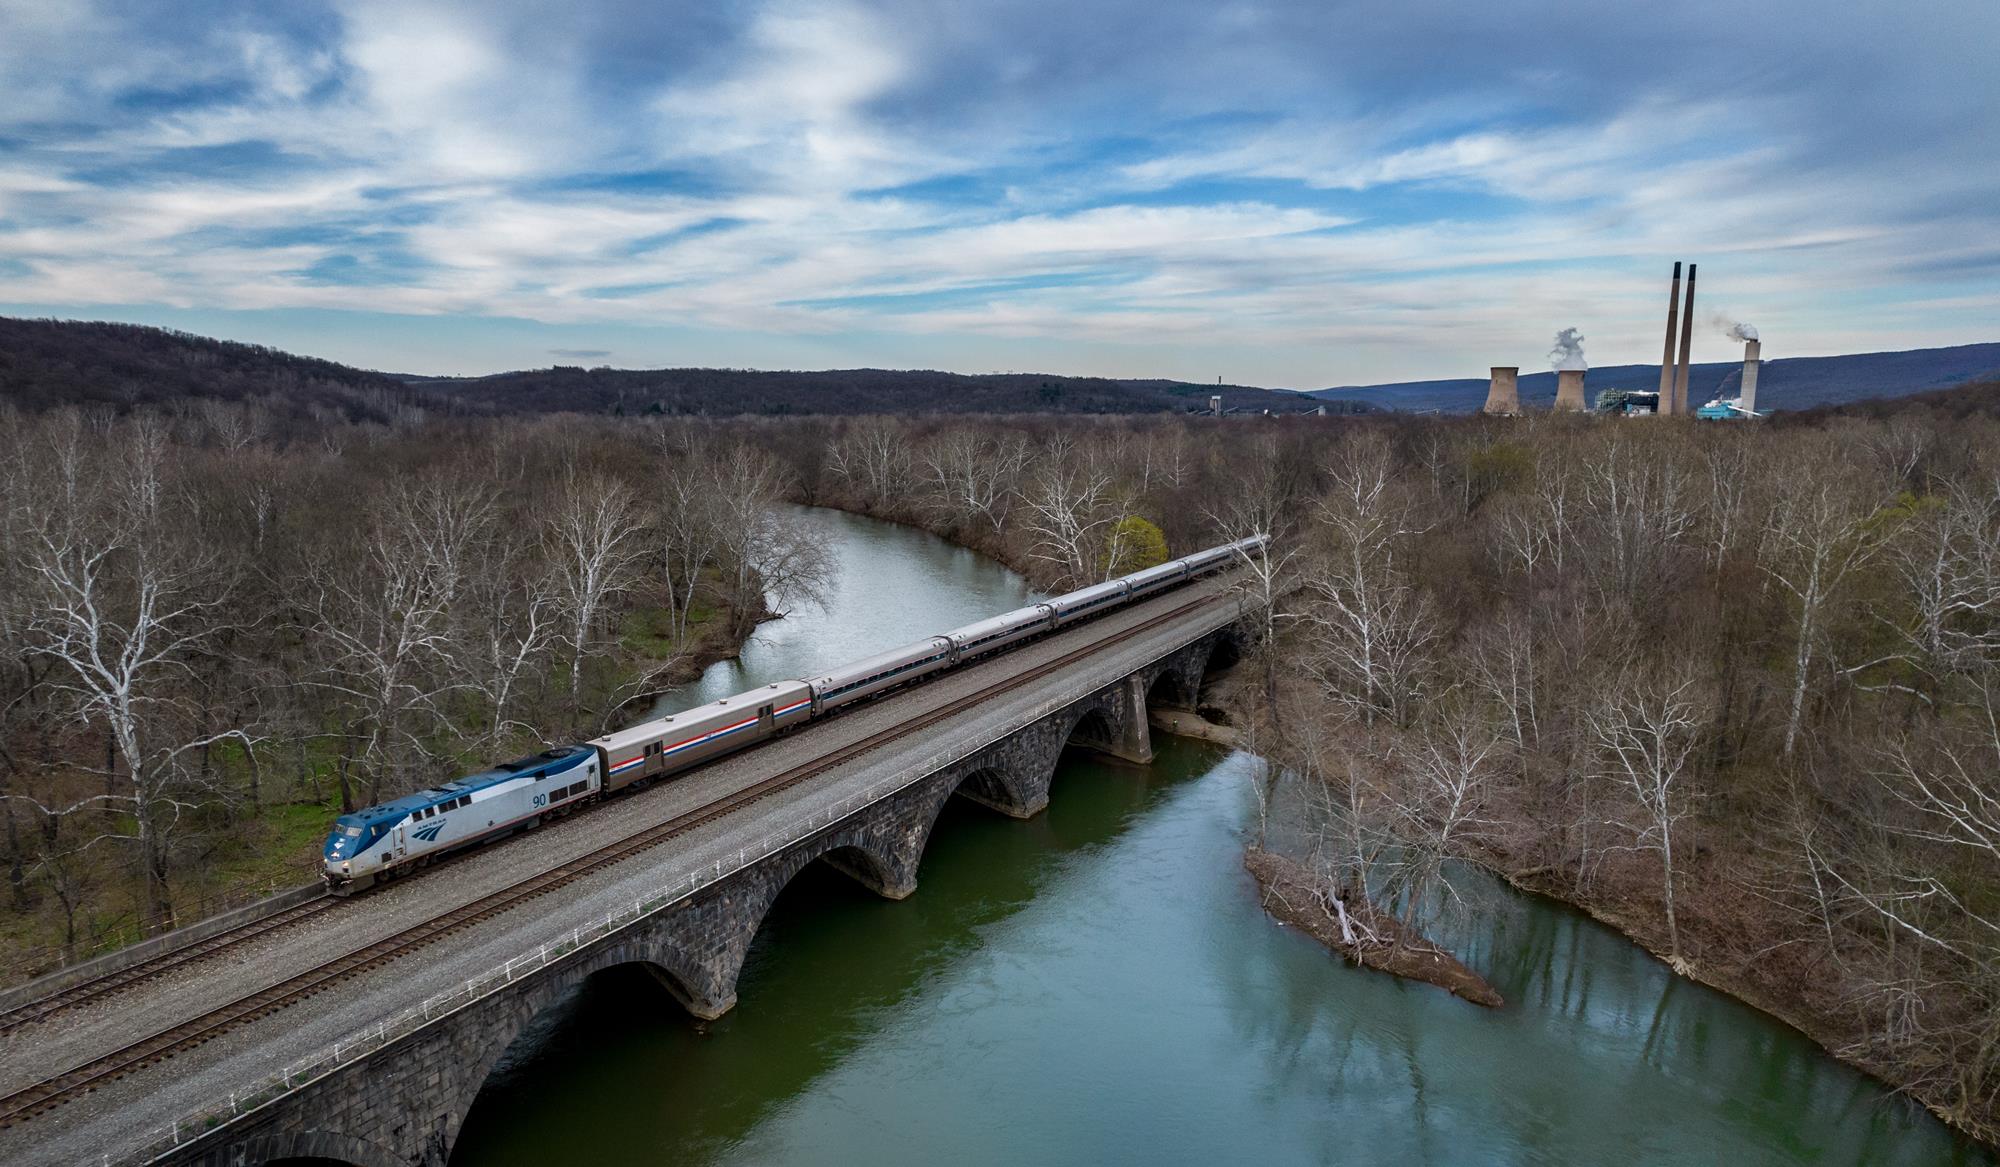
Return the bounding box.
[1672,262,1698,416]
[1483,366,1520,415]
[1555,368,1586,411]
[1740,338,1761,414]
[1658,262,1682,414]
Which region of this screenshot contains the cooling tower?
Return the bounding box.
[1555,368,1586,412]
[1483,367,1521,415]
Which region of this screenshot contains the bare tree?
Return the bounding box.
[706,448,836,638]
[1590,671,1705,964]
[1762,465,1891,758]
[1383,699,1505,939]
[920,427,1028,533]
[1019,455,1123,587]
[826,418,911,510]
[546,467,649,707]
[655,440,728,648]
[1298,434,1438,728]
[305,476,485,808]
[17,414,248,921]
[1575,433,1695,606]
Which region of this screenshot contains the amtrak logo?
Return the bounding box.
[413,820,446,842]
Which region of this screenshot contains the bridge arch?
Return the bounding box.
[1145,663,1198,711]
[236,1130,401,1167]
[449,947,712,1161]
[943,763,1036,820]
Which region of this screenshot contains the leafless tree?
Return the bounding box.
[1762,463,1892,758]
[826,418,911,510]
[1590,671,1706,964]
[546,466,649,706]
[1339,697,1508,945]
[305,477,485,809]
[920,428,1028,533]
[15,414,249,921]
[1298,434,1438,727]
[705,448,836,638]
[1019,456,1123,588]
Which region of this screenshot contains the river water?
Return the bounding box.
[454,508,1991,1166]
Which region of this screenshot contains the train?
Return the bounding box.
[321,535,1267,892]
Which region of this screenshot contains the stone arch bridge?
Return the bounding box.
[154,615,1245,1167]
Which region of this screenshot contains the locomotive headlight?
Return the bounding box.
[341,862,350,872]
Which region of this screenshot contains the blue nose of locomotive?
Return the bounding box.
[324,814,367,860]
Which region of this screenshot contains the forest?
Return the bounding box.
[1,385,1997,1143]
[0,404,835,973]
[0,316,1325,419]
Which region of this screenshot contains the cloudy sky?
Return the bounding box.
[2,1,1997,384]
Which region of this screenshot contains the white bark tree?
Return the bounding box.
[1762,469,1891,759]
[306,476,488,808]
[1020,456,1123,588]
[546,468,650,707]
[1299,434,1438,728]
[17,414,248,922]
[1590,672,1705,964]
[920,428,1028,533]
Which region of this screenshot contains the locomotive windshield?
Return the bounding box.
[324,815,384,858]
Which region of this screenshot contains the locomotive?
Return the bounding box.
[322,535,1265,892]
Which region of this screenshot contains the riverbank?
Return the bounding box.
[797,496,1995,1150]
[613,597,775,719]
[798,498,1515,1007]
[1245,846,1504,1006]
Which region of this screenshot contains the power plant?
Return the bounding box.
[1670,262,1697,416]
[1696,324,1763,419]
[1555,368,1586,411]
[1550,327,1588,412]
[1482,366,1521,415]
[1476,264,1765,419]
[1657,261,1682,413]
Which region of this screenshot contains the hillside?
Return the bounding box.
[411,364,1323,417]
[0,317,1325,418]
[1310,342,2000,413]
[0,316,426,421]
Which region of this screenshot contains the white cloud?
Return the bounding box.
[0,0,1996,384]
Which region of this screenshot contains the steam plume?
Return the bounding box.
[1726,321,1758,341]
[1549,327,1586,371]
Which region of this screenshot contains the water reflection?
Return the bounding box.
[455,507,1988,1167]
[654,507,1038,717]
[456,740,1991,1167]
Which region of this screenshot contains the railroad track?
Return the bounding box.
[0,587,1229,1130]
[0,895,338,1040]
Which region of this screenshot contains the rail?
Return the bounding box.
[21,587,1244,1164]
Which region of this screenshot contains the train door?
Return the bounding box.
[391,823,407,862]
[758,703,775,735]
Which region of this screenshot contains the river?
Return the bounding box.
[453,507,1992,1166]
